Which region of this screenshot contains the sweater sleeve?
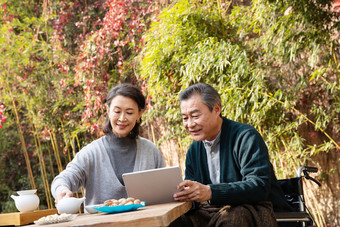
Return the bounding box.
[51,144,91,199]
[209,128,272,206]
[184,148,195,181]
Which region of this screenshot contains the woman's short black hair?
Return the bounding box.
[103,83,145,138]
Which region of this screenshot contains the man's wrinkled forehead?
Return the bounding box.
[180,95,205,114]
[181,108,200,117]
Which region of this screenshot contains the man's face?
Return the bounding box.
[180,94,222,141]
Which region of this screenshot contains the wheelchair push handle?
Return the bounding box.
[297,166,321,187]
[297,166,318,176]
[304,166,318,173]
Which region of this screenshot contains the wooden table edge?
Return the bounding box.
[0,209,57,226]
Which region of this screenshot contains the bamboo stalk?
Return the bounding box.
[48,133,58,178]
[303,178,326,227]
[69,136,77,159]
[32,129,51,209]
[23,97,54,209]
[8,89,36,190]
[150,122,156,145]
[59,122,73,164]
[29,121,53,209]
[50,130,63,173]
[67,144,72,162]
[36,134,54,209]
[73,135,84,200]
[46,133,55,179]
[74,134,81,154]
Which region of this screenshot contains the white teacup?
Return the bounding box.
[57,197,86,214]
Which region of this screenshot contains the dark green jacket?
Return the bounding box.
[185,117,292,212]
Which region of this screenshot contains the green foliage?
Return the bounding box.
[0,0,103,212]
[0,113,44,212]
[0,0,165,212]
[139,0,339,178]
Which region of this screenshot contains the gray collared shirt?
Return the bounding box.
[203,130,221,184]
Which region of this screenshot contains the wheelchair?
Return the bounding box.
[275,166,322,227]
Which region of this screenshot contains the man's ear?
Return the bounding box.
[214,103,221,115]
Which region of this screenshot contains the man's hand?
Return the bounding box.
[55,189,73,206]
[173,180,211,202]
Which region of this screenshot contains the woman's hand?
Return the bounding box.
[55,189,73,206]
[173,180,212,202]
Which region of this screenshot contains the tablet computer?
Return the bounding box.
[122,166,183,205]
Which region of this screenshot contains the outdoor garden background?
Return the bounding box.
[0,0,339,226]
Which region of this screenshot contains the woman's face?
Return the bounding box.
[108,95,142,138]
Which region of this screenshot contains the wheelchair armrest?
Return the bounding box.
[275,211,311,222]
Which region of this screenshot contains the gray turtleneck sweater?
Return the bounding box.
[51,133,165,206]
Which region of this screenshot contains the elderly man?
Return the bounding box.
[171,83,294,227]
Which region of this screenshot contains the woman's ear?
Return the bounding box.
[138,109,144,122]
[106,104,110,116]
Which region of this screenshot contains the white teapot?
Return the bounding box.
[56,197,86,214]
[11,189,40,212]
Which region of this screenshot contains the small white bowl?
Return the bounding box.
[84,204,100,214]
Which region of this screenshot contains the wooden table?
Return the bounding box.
[29,202,192,227]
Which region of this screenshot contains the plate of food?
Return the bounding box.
[34,213,77,225]
[93,197,145,214]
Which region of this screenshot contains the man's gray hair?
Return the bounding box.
[179,83,221,111]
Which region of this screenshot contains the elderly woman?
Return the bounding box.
[51,83,165,206]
